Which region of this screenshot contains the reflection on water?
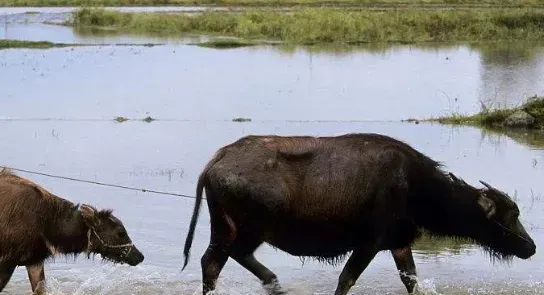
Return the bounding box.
[476,41,544,110]
[1,42,544,122]
[0,22,214,44]
[481,128,544,150]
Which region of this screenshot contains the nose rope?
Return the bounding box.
[85,229,134,259]
[492,220,534,245]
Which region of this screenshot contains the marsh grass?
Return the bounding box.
[0,39,66,49]
[4,0,544,7]
[194,39,256,48]
[434,96,544,129]
[74,7,544,44]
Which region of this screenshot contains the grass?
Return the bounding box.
[194,39,257,48]
[73,7,544,44]
[434,96,544,129]
[0,39,67,49]
[3,0,544,7]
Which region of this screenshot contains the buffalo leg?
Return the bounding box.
[333,247,378,295]
[230,237,283,295]
[26,262,46,295]
[201,208,237,295]
[0,264,16,291]
[391,247,418,294]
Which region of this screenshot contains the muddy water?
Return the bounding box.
[1,9,544,295]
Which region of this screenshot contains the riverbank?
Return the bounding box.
[428,96,544,130]
[0,39,67,49]
[2,0,544,7]
[72,7,544,44]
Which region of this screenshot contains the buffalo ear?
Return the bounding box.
[79,204,100,228]
[478,194,496,219]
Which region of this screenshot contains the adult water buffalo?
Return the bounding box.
[182,133,536,295]
[0,169,144,294]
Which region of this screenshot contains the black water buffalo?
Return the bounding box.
[182,133,536,295]
[0,168,144,294]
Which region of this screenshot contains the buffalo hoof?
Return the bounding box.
[263,279,286,295]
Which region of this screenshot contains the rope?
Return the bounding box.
[1,166,198,199]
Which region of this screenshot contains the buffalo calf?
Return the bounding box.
[0,169,144,294]
[182,133,536,295]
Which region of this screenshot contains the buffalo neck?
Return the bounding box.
[42,203,89,255]
[411,174,480,240]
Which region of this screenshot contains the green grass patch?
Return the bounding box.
[194,39,257,49]
[433,96,544,129]
[73,7,544,44]
[0,39,66,49]
[3,0,544,7]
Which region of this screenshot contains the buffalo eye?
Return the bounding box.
[117,231,127,239]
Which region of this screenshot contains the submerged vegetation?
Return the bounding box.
[232,117,252,122]
[113,116,156,123]
[434,96,544,129]
[74,7,544,44]
[3,0,544,7]
[114,116,129,123]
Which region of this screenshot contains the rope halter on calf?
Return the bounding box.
[85,229,134,259]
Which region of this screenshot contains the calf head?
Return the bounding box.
[79,204,144,266]
[450,173,536,260]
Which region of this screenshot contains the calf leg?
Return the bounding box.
[26,262,46,295]
[230,236,283,295]
[333,247,378,295]
[201,210,237,295]
[0,264,16,291]
[391,247,418,294]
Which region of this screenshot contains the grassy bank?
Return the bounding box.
[73,7,544,44]
[434,96,544,129]
[3,0,544,7]
[0,39,68,49]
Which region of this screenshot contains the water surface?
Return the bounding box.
[0,120,543,295]
[1,42,544,121]
[1,10,544,295]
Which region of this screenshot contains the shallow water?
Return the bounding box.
[1,42,544,121]
[0,121,543,295]
[1,9,544,295]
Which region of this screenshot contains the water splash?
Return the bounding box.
[413,278,442,295]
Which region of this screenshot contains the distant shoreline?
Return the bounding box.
[2,0,544,8]
[70,7,544,45]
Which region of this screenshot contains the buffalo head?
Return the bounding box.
[449,173,536,260]
[79,204,144,266]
